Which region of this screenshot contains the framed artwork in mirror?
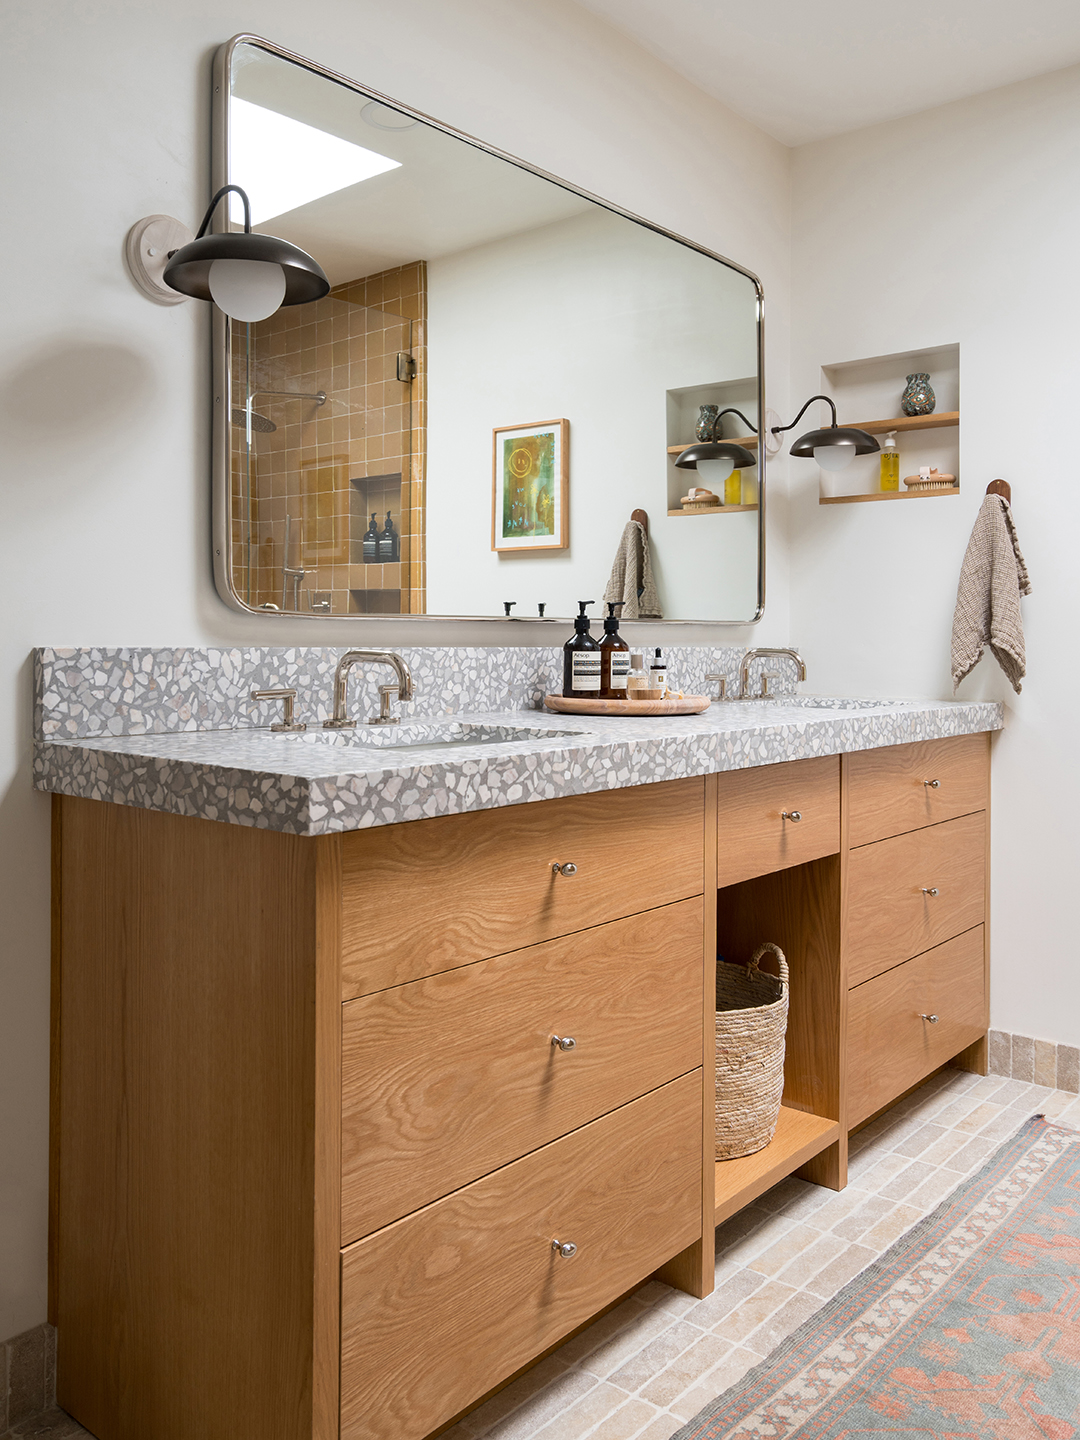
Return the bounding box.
[491,418,569,554]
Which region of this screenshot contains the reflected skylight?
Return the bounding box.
[229,98,402,227]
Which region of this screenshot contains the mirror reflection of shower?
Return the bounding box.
[230,389,327,435]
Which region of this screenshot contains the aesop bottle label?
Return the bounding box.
[609,653,631,690]
[571,653,602,691]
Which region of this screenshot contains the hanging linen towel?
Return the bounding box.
[951,493,1031,693]
[603,520,662,619]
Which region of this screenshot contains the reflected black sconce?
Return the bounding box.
[772,395,880,472]
[674,408,758,489]
[125,185,329,322]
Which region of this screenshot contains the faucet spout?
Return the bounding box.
[738,647,807,700]
[324,650,415,729]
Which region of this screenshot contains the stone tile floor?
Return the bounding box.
[11,1069,1078,1440]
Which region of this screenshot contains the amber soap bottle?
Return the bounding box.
[599,602,630,698]
[562,601,601,697]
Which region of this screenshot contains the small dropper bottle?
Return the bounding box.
[880,432,899,492]
[562,601,601,697]
[599,602,630,698]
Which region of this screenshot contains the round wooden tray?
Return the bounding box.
[544,693,711,716]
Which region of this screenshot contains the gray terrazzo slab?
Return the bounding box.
[33,648,1003,834]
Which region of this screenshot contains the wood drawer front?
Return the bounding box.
[340,898,703,1242]
[340,1072,702,1440]
[716,756,840,888]
[847,927,986,1127]
[340,777,704,998]
[847,733,989,848]
[846,811,985,988]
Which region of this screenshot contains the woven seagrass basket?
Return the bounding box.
[714,942,789,1160]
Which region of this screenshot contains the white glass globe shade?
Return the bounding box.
[813,440,856,472]
[695,455,735,486]
[208,258,286,322]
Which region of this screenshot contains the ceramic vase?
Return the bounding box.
[901,373,935,416]
[696,404,719,441]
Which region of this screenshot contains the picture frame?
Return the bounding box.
[491,418,569,553]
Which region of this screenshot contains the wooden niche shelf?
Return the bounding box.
[667,505,758,516]
[715,1106,840,1226]
[818,410,960,506]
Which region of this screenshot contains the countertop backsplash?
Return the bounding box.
[34,644,782,740]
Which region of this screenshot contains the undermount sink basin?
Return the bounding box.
[287,720,585,754]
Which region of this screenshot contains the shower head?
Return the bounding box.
[231,408,277,433]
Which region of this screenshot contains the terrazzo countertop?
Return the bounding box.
[34,694,1004,836]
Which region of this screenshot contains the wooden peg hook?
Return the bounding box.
[986,479,1011,503]
[630,508,649,537]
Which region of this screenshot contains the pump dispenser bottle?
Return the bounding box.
[562,601,601,697]
[599,602,630,698]
[880,432,899,492]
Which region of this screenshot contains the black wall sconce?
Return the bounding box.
[772,395,879,471]
[675,408,758,491]
[125,185,329,322]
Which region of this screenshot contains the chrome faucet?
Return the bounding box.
[324,650,416,728]
[738,648,807,700]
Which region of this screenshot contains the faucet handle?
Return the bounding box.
[251,688,306,732]
[704,673,729,702]
[367,684,404,726]
[759,672,782,699]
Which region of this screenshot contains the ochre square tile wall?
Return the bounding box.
[228,260,427,615]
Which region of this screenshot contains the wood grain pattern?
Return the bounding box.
[53,798,340,1440]
[340,1073,702,1440]
[846,811,986,987]
[716,756,840,888]
[341,777,705,998]
[847,926,986,1126]
[715,1107,840,1225]
[341,899,702,1241]
[846,733,989,848]
[655,772,720,1300]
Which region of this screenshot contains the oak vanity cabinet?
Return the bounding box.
[49,733,991,1440]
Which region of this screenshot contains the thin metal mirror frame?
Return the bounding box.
[211,33,766,626]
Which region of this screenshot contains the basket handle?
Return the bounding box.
[748,942,788,992]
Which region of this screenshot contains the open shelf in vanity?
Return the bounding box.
[715,1106,840,1224]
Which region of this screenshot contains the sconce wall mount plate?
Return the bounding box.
[124,215,195,306]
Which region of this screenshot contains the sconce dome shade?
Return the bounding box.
[788,425,880,460]
[162,230,329,312]
[674,441,758,472]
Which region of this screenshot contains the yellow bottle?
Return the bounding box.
[880,432,899,492]
[725,470,742,505]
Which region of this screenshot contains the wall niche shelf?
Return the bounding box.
[820,487,959,506]
[667,411,958,460]
[667,504,758,516]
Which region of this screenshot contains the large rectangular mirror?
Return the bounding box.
[212,35,766,624]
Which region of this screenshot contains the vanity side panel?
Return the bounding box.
[340,777,705,997]
[54,799,334,1440]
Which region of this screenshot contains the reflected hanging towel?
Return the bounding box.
[603,520,662,620]
[951,494,1031,693]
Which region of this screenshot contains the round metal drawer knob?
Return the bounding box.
[551,1239,577,1258]
[781,810,802,823]
[920,1013,940,1024]
[924,779,941,789]
[552,862,578,877]
[922,887,940,897]
[552,1035,577,1052]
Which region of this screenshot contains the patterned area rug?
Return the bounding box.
[673,1115,1080,1440]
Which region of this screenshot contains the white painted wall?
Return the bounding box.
[789,64,1080,1048]
[427,207,762,621]
[0,0,792,1336]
